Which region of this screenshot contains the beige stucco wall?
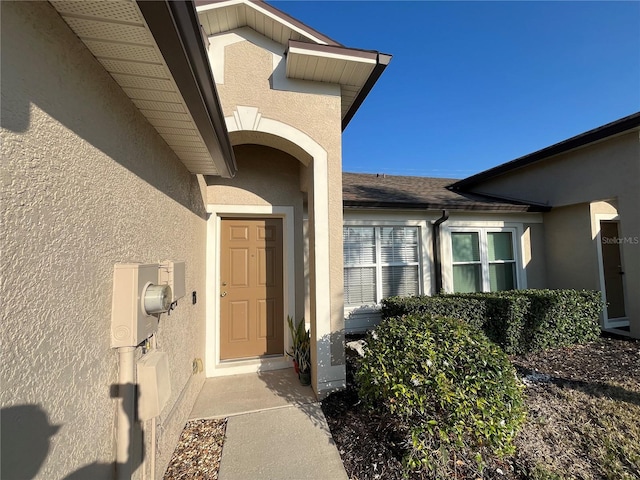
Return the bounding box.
[1,2,206,478]
[470,133,638,208]
[470,132,640,337]
[208,30,346,380]
[522,223,547,288]
[542,204,599,290]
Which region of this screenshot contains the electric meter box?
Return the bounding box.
[111,263,159,348]
[159,260,185,302]
[137,350,171,421]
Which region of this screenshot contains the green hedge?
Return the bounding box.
[381,289,603,354]
[357,314,526,475]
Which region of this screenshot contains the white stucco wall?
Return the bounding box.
[1,2,207,478]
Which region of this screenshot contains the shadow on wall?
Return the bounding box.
[1,405,59,479]
[0,1,206,217]
[1,383,144,480]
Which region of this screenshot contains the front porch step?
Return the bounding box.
[189,368,317,419]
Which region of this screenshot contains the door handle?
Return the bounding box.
[221,291,227,297]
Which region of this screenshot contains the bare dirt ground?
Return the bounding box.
[321,334,640,480]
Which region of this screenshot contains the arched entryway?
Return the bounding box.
[205,109,345,396]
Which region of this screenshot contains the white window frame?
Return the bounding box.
[445,225,525,293]
[343,225,424,307]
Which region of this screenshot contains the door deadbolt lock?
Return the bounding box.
[222,281,227,286]
[221,291,227,297]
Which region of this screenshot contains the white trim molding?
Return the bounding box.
[441,222,527,293]
[206,205,296,377]
[593,213,629,329]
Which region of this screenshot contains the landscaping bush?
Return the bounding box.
[381,295,488,330]
[357,314,526,477]
[518,289,602,352]
[381,289,603,354]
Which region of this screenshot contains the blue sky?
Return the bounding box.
[271,1,640,179]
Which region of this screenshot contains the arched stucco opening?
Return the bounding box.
[205,110,346,397]
[228,130,313,168]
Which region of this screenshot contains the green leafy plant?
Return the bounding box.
[357,314,526,477]
[287,316,310,373]
[297,336,311,374]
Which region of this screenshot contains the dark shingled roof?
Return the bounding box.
[342,172,549,212]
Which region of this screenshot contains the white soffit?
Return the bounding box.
[197,0,332,46]
[50,0,220,175]
[286,46,377,120]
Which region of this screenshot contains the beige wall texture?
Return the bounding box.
[522,223,548,288]
[543,204,598,290]
[1,2,206,478]
[207,30,347,392]
[469,132,640,337]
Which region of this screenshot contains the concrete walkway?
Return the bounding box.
[190,369,348,480]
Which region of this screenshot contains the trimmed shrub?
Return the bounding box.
[381,295,488,330]
[382,289,603,354]
[519,289,602,351]
[357,314,526,476]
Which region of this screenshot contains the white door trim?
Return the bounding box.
[594,213,629,329]
[206,205,295,376]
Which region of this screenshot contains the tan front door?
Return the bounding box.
[220,218,284,360]
[600,221,626,320]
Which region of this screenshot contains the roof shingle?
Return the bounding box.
[342,172,549,212]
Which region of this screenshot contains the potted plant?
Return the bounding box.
[287,316,311,385]
[297,336,311,386]
[286,316,305,374]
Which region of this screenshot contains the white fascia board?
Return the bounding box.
[247,2,329,45]
[196,0,244,13]
[288,46,377,66]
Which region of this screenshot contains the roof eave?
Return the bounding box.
[342,53,392,131]
[453,111,640,191]
[343,201,548,213]
[284,42,392,131]
[195,0,342,46]
[137,0,237,178]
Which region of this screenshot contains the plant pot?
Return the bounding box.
[293,360,300,375]
[299,371,311,386]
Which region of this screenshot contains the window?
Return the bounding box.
[451,229,517,293]
[344,226,420,306]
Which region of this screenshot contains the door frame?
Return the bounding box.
[206,205,295,376]
[594,213,629,329]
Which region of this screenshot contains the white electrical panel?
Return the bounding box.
[159,260,185,302]
[137,350,171,421]
[111,263,160,348]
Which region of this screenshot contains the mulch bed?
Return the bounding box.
[164,419,227,480]
[163,334,639,479]
[321,333,640,480]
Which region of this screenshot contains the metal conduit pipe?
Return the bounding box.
[432,210,450,294]
[116,346,136,480]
